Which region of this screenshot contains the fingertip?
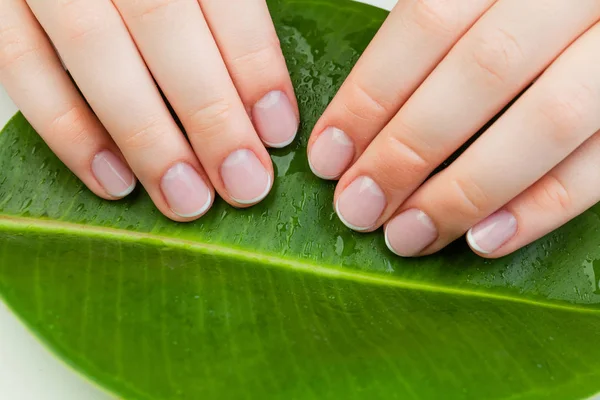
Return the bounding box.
[221,149,273,207]
[262,130,298,149]
[308,156,340,181]
[230,173,273,207]
[253,90,299,148]
[467,210,518,256]
[91,150,136,199]
[160,162,214,221]
[308,127,354,180]
[171,189,213,220]
[335,198,372,232]
[334,176,386,232]
[466,228,491,255]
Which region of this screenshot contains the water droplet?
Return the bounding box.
[335,236,344,256]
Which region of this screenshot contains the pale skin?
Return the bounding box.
[1,1,599,259]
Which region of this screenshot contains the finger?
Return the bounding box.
[200,0,299,148]
[113,0,274,207]
[27,0,214,221]
[335,0,600,232]
[308,0,496,180]
[465,129,600,258]
[0,0,135,199]
[384,21,600,257]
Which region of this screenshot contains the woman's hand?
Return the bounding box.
[0,0,298,221]
[308,0,600,258]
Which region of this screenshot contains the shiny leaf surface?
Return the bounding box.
[1,1,600,399]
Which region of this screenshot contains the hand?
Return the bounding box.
[308,0,600,258]
[0,0,298,221]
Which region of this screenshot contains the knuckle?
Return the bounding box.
[48,105,95,145]
[228,40,285,95]
[122,0,188,20]
[531,174,572,213]
[366,134,430,192]
[340,78,393,122]
[186,98,232,140]
[0,24,42,71]
[231,39,281,74]
[447,177,490,219]
[412,0,461,35]
[123,118,166,150]
[538,83,596,142]
[468,28,524,85]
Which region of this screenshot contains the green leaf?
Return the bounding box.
[1,0,600,399]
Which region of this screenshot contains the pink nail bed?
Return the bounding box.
[161,163,212,218]
[253,91,298,148]
[467,210,517,254]
[309,127,354,180]
[384,209,438,257]
[221,149,272,205]
[92,150,136,198]
[336,176,386,231]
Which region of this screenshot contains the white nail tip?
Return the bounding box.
[335,199,371,232]
[255,91,283,109]
[111,180,137,198]
[308,157,339,180]
[263,127,298,149]
[231,174,272,205]
[466,229,490,254]
[384,227,402,257]
[172,190,212,219]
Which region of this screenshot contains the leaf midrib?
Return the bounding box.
[1,215,597,314]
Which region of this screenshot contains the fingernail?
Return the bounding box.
[92,150,136,198]
[336,176,386,231]
[161,163,212,218]
[253,91,298,148]
[467,210,517,254]
[384,209,438,257]
[309,127,354,180]
[221,149,272,205]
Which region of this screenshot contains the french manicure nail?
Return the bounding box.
[336,176,386,231]
[161,163,212,218]
[385,209,438,257]
[92,150,136,198]
[309,127,355,180]
[467,210,517,254]
[221,149,272,205]
[253,91,298,148]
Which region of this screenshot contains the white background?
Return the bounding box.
[0,1,396,398]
